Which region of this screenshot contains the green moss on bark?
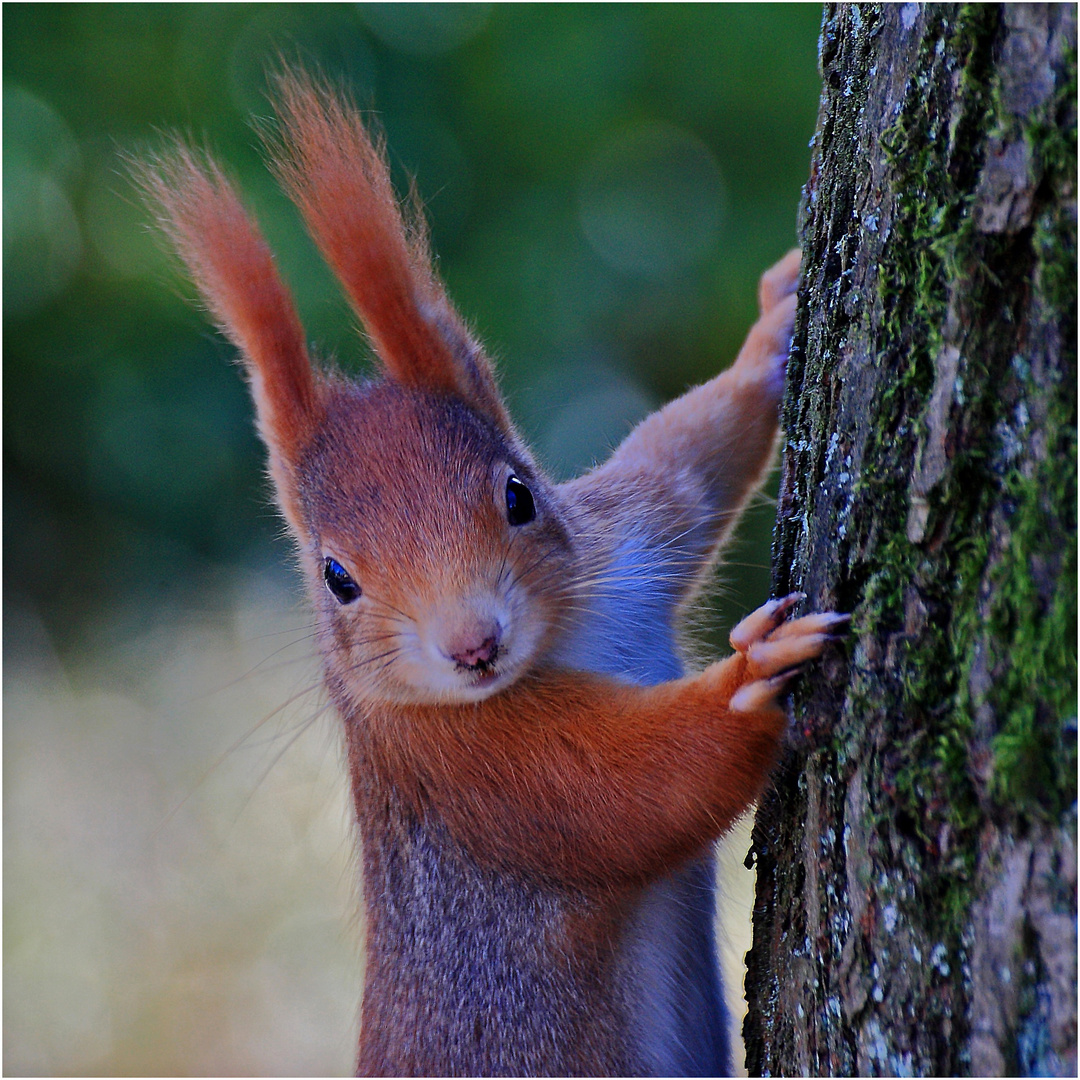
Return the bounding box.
[746,5,1076,1075]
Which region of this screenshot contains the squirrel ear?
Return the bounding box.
[268,69,511,430]
[135,145,318,533]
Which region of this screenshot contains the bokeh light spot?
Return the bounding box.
[358,3,491,56]
[578,123,725,280]
[536,363,657,479]
[3,85,84,318]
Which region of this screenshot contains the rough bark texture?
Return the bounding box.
[744,5,1076,1076]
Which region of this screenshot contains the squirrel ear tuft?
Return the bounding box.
[268,69,511,430]
[134,144,318,531]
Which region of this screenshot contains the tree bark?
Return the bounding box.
[744,5,1076,1076]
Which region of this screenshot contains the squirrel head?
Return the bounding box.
[298,381,575,705]
[138,70,577,706]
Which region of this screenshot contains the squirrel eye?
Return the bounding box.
[505,475,536,526]
[323,557,361,604]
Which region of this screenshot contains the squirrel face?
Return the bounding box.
[295,380,576,707]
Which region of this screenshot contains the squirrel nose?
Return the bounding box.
[451,635,500,668]
[445,620,502,669]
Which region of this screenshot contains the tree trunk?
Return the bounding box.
[743,5,1076,1076]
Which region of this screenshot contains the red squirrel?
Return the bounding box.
[139,71,845,1076]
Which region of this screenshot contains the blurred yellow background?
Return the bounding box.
[7,577,360,1073]
[5,4,822,1073]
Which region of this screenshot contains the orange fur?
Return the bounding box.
[270,72,510,428]
[136,146,318,528]
[368,608,835,891]
[140,70,843,1076]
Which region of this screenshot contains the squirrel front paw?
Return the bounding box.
[727,594,848,714]
[733,250,802,404]
[757,248,801,314]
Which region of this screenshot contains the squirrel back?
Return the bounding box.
[139,71,841,1076]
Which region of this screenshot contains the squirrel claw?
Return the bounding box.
[727,598,847,711]
[729,592,804,652]
[767,610,850,642]
[729,667,803,714]
[746,631,836,678]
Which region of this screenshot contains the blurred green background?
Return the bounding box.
[5,3,823,1074]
